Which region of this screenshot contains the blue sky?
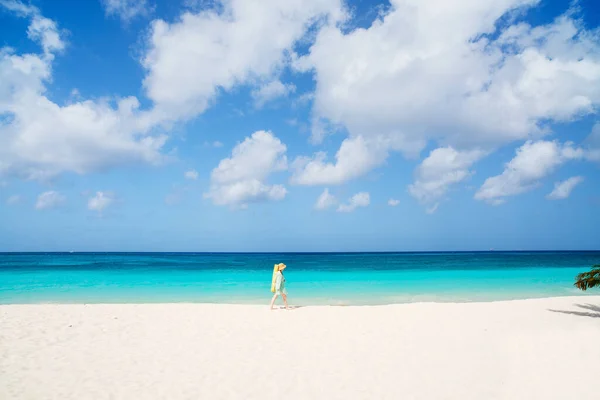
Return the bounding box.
[1,0,599,252]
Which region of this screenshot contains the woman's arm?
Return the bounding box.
[275,272,282,290]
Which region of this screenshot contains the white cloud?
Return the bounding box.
[251,80,296,108]
[4,0,599,214]
[27,15,65,55]
[292,0,600,187]
[87,191,115,212]
[6,194,22,205]
[546,176,584,200]
[314,188,337,210]
[293,92,315,108]
[388,198,400,207]
[0,1,64,55]
[337,192,370,213]
[0,2,167,180]
[142,0,344,121]
[291,136,390,185]
[0,0,36,15]
[475,140,583,204]
[101,0,152,23]
[35,190,65,210]
[204,130,288,207]
[1,0,344,182]
[409,147,486,210]
[184,169,199,180]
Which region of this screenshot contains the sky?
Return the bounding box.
[0,0,599,252]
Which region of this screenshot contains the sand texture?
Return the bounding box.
[1,296,600,400]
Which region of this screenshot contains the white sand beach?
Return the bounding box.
[1,296,599,400]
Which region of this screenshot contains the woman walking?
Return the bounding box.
[270,263,289,310]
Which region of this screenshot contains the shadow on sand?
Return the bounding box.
[548,303,600,319]
[272,305,303,310]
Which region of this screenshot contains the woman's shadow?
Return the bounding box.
[548,303,600,318]
[273,305,303,310]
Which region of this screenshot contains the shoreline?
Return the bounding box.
[1,292,595,306]
[2,296,600,399]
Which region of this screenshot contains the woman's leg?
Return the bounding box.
[281,293,289,310]
[269,293,278,310]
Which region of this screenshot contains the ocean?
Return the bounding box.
[0,252,598,305]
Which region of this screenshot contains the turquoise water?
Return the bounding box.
[0,252,598,305]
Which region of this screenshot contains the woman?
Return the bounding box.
[270,263,289,310]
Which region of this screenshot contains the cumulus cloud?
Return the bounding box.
[409,147,486,211]
[314,188,337,210]
[27,15,65,54]
[337,192,370,213]
[546,176,584,200]
[475,140,583,204]
[388,198,400,206]
[184,169,199,180]
[291,136,390,185]
[204,130,288,207]
[0,1,64,55]
[251,80,296,108]
[0,1,167,180]
[87,191,115,212]
[101,0,152,23]
[292,0,600,188]
[142,0,344,121]
[1,0,344,182]
[35,190,65,210]
[4,0,599,215]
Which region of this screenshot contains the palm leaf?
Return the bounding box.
[574,265,600,291]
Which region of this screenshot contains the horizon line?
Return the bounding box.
[1,250,599,255]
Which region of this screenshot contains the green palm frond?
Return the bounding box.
[574,265,600,291]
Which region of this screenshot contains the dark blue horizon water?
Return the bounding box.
[1,251,598,305]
